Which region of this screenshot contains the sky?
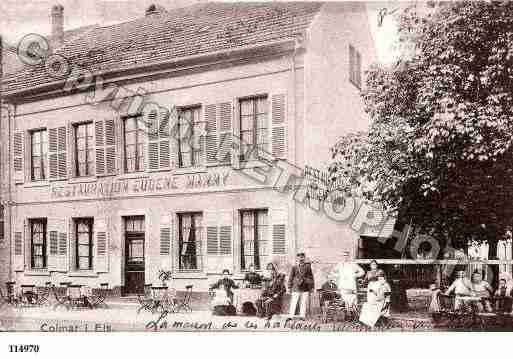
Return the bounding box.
[0,0,401,64]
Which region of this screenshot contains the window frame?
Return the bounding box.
[240,209,268,271]
[177,106,202,168]
[177,212,203,271]
[30,128,48,181]
[238,96,268,161]
[74,122,95,177]
[74,217,94,271]
[30,218,47,270]
[123,116,145,173]
[349,44,362,90]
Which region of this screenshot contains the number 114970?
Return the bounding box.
[8,345,40,353]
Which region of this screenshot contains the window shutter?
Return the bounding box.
[94,218,109,273]
[13,226,24,271]
[205,104,218,165]
[205,211,233,274]
[95,121,106,175]
[48,230,59,271]
[95,119,117,176]
[160,214,172,271]
[146,110,170,171]
[271,93,287,159]
[356,51,362,88]
[159,110,170,169]
[48,219,68,272]
[271,208,287,255]
[217,102,232,164]
[13,131,24,183]
[232,99,240,169]
[57,126,67,179]
[147,111,159,171]
[49,126,67,180]
[349,44,355,84]
[105,119,116,174]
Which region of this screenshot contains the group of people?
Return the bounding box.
[209,250,399,327]
[438,269,513,313]
[210,263,286,319]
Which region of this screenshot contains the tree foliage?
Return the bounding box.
[330,1,513,249]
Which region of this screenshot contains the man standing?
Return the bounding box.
[331,250,365,315]
[288,252,315,318]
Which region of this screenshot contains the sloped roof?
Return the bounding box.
[2,2,323,95]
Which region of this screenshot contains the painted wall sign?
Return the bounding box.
[50,171,230,199]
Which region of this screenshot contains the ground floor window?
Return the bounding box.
[240,209,268,270]
[178,212,203,271]
[75,218,93,270]
[30,218,47,269]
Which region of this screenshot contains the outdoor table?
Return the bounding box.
[233,288,261,313]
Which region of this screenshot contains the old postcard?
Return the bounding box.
[1,0,513,340]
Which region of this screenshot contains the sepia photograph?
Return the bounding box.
[1,0,513,347]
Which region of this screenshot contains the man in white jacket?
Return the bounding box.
[331,251,365,315]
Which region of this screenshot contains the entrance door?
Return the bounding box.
[124,216,145,295]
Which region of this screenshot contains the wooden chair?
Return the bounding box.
[67,285,84,310]
[52,282,71,311]
[317,288,345,323]
[35,282,53,306]
[137,284,154,315]
[176,285,193,313]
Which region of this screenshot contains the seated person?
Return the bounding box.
[210,269,239,316]
[359,270,391,328]
[255,265,286,319]
[495,276,513,313]
[470,270,493,313]
[364,260,380,286]
[444,269,472,310]
[243,264,262,288]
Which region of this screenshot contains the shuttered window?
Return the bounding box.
[31,129,48,181]
[177,107,203,168]
[95,119,116,176]
[123,117,145,172]
[349,44,362,89]
[147,110,170,171]
[30,218,47,269]
[239,96,268,161]
[48,126,67,180]
[75,122,95,177]
[240,209,268,270]
[75,218,93,270]
[178,212,203,271]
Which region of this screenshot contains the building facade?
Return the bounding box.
[1,2,376,295]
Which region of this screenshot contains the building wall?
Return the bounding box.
[298,1,377,284]
[7,53,304,291]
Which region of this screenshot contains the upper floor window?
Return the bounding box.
[178,212,203,271]
[75,218,93,270]
[75,122,95,177]
[177,107,202,168]
[30,218,47,269]
[239,96,268,161]
[0,205,4,241]
[123,117,145,173]
[240,209,268,270]
[31,129,48,181]
[349,44,362,89]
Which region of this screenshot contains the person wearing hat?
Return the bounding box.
[330,250,365,314]
[288,252,315,318]
[210,269,239,304]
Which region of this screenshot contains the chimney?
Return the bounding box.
[145,4,166,16]
[51,4,64,46]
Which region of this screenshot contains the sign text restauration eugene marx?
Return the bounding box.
[50,171,230,199]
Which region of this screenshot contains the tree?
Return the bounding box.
[330,1,513,251]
